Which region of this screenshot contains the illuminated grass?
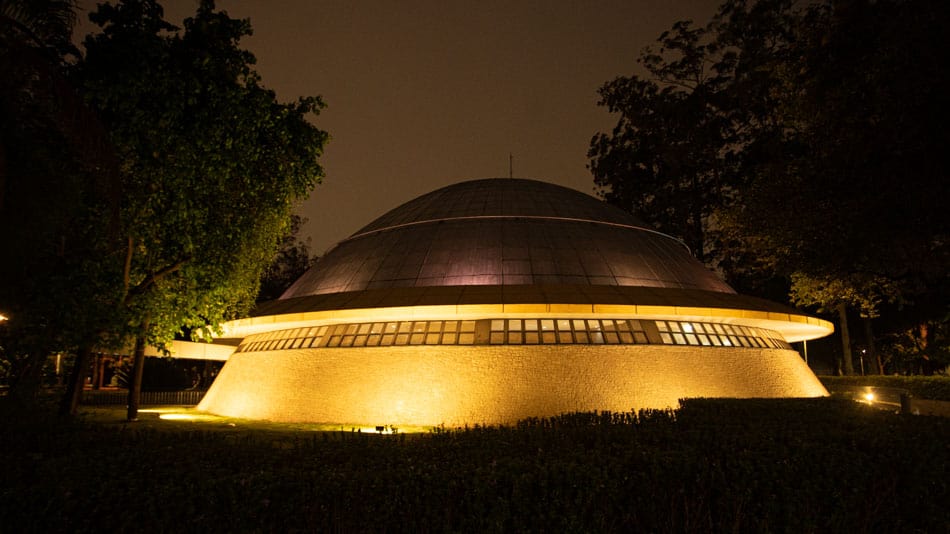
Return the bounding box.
[83,406,434,435]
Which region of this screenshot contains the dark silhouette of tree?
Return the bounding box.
[257,215,316,303]
[590,0,950,374]
[0,0,124,403]
[589,20,733,263]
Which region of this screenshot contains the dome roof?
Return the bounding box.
[281,179,733,299]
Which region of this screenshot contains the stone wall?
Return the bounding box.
[198,345,827,426]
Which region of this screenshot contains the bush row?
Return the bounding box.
[1,398,948,532]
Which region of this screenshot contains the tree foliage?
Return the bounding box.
[589,20,733,262]
[257,214,316,303]
[75,0,327,417]
[590,0,950,373]
[0,0,123,397]
[1,0,328,410]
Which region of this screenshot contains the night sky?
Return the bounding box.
[75,0,721,254]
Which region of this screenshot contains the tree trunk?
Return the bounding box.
[837,303,855,376]
[863,316,881,375]
[59,345,93,418]
[126,331,147,422]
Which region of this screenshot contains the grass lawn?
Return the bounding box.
[2,397,948,532]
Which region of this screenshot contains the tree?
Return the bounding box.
[0,0,123,402]
[591,0,950,374]
[257,214,316,302]
[589,20,733,263]
[73,0,328,419]
[716,0,950,373]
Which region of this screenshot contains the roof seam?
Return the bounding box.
[346,215,690,250]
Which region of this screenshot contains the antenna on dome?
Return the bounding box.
[508,153,513,178]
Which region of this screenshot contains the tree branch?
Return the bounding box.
[123,255,192,305]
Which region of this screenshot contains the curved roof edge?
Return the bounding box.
[223,285,833,343]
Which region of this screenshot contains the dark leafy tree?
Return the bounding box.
[591,0,950,374]
[0,0,124,402]
[589,20,733,263]
[72,0,328,419]
[257,215,316,303]
[717,0,950,373]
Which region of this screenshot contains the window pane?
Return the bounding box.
[602,320,617,331]
[381,334,395,345]
[587,320,602,331]
[443,321,458,332]
[617,320,631,332]
[398,322,412,333]
[557,319,571,331]
[345,324,358,335]
[685,333,698,345]
[558,331,573,343]
[442,332,457,344]
[491,319,505,331]
[575,332,589,343]
[672,333,686,344]
[341,335,355,347]
[458,332,475,344]
[542,332,557,344]
[461,321,476,332]
[525,332,539,344]
[429,321,443,332]
[395,333,410,345]
[590,332,604,344]
[573,319,586,331]
[656,321,669,332]
[370,323,384,334]
[619,332,634,343]
[410,333,425,344]
[357,323,371,335]
[413,322,427,333]
[540,320,555,331]
[490,332,505,344]
[508,319,522,331]
[509,332,523,344]
[353,335,368,347]
[660,333,673,344]
[634,332,648,344]
[367,334,381,346]
[425,333,440,345]
[385,322,398,334]
[524,319,538,331]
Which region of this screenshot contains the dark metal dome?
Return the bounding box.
[281,178,734,298]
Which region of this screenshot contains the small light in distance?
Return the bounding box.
[864,392,875,402]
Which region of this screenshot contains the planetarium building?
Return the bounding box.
[198,178,832,426]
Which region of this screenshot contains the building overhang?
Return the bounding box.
[217,285,833,344]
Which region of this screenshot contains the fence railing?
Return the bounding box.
[82,390,206,406]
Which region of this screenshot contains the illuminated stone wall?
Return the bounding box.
[198,345,827,426]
